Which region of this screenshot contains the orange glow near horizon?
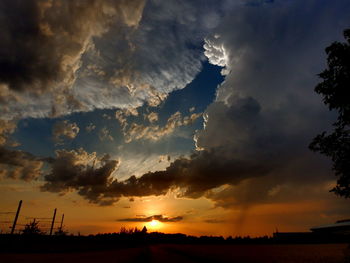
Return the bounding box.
[1,187,349,238]
[147,220,162,230]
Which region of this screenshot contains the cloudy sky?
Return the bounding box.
[0,0,349,236]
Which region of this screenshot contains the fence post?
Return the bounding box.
[10,200,22,234]
[59,214,64,231]
[49,208,57,235]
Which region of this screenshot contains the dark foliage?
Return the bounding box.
[22,220,43,235]
[310,29,350,198]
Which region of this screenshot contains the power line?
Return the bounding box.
[1,201,66,235]
[25,217,51,220]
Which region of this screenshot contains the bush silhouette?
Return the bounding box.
[22,220,43,235]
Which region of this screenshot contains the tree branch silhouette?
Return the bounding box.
[309,29,350,198]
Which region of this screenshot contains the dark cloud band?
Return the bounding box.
[117,214,183,223]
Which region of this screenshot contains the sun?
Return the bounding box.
[148,219,161,229]
[150,219,159,227]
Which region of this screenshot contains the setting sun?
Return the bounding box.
[148,220,161,229]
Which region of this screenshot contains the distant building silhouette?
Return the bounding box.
[311,219,350,235]
[273,219,350,243]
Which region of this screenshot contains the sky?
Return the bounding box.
[0,0,350,237]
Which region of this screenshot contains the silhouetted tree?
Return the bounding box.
[119,226,140,235]
[309,29,350,198]
[22,220,42,235]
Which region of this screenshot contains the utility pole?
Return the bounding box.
[59,214,64,231]
[49,208,57,236]
[11,200,22,234]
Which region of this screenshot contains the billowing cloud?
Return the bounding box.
[117,214,183,223]
[4,0,350,214]
[115,149,270,199]
[41,148,120,205]
[0,0,146,119]
[41,148,270,204]
[0,0,226,120]
[41,0,349,208]
[0,147,43,181]
[194,0,350,207]
[52,120,80,144]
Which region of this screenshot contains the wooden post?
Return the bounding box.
[49,208,57,235]
[11,200,22,234]
[59,214,64,230]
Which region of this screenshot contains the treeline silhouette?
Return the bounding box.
[0,226,349,253]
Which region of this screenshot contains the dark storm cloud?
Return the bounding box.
[0,147,43,181]
[0,0,53,92]
[41,148,120,205]
[73,0,350,208]
[106,149,270,199]
[1,0,148,90]
[0,0,145,118]
[0,0,227,119]
[117,214,183,223]
[196,0,350,208]
[40,147,271,205]
[0,0,124,92]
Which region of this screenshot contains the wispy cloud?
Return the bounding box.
[122,111,202,143]
[98,127,114,142]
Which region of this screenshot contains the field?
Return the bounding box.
[1,243,349,263]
